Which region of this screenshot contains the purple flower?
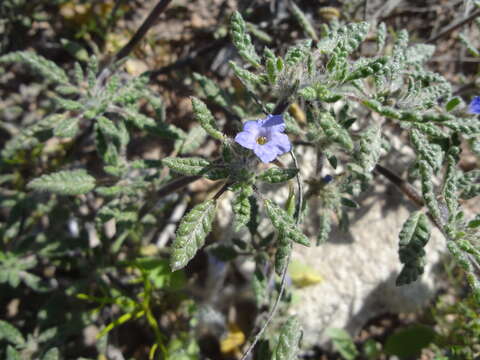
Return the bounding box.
[234,114,291,163]
[469,96,480,114]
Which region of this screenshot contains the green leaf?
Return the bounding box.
[327,328,358,360]
[396,211,431,286]
[289,2,318,41]
[274,316,302,360]
[229,61,262,87]
[318,112,354,151]
[264,199,310,246]
[419,161,442,222]
[410,129,443,171]
[163,157,227,180]
[230,11,261,68]
[345,57,388,82]
[257,168,298,183]
[179,125,208,155]
[0,51,69,83]
[275,235,292,277]
[42,348,59,360]
[0,320,25,346]
[232,184,253,231]
[446,97,461,112]
[191,97,225,141]
[384,325,435,358]
[6,345,21,360]
[317,213,332,245]
[28,169,96,195]
[54,116,80,138]
[193,73,229,108]
[170,200,217,270]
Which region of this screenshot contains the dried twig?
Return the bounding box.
[428,8,480,43]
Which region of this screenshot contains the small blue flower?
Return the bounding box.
[469,96,480,114]
[234,114,291,163]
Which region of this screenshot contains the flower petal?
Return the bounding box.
[254,143,278,163]
[270,132,291,154]
[469,96,480,114]
[235,131,257,149]
[242,120,261,134]
[261,114,285,133]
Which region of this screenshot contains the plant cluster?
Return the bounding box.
[1,1,480,359]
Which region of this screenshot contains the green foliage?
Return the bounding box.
[230,11,261,68]
[191,97,226,141]
[170,200,217,270]
[264,199,310,246]
[27,169,96,195]
[327,328,359,360]
[396,211,431,286]
[257,168,298,183]
[0,51,69,83]
[232,183,253,231]
[385,325,435,358]
[274,316,302,360]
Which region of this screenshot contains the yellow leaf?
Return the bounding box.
[289,103,306,124]
[220,323,245,354]
[288,260,323,288]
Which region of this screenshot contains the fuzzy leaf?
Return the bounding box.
[7,346,21,360]
[318,112,354,151]
[289,2,318,41]
[42,348,59,360]
[410,129,442,171]
[54,116,80,138]
[230,11,261,67]
[274,316,302,360]
[419,161,442,222]
[232,184,253,231]
[396,211,431,286]
[191,97,225,141]
[257,168,298,183]
[179,125,208,155]
[170,200,217,270]
[0,51,69,83]
[163,157,227,180]
[28,169,95,195]
[0,320,25,346]
[317,213,332,245]
[275,233,291,276]
[264,199,310,246]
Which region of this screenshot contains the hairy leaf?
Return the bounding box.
[264,199,310,246]
[28,169,96,195]
[230,11,261,68]
[170,200,217,270]
[0,320,25,346]
[191,97,225,141]
[257,168,298,183]
[274,316,302,360]
[396,211,431,286]
[0,51,68,83]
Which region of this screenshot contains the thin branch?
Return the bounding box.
[427,8,480,43]
[374,164,424,207]
[114,0,173,63]
[240,150,303,360]
[138,175,200,219]
[147,38,228,78]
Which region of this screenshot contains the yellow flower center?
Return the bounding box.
[256,136,268,145]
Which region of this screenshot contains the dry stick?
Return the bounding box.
[374,164,446,232]
[97,0,173,84]
[374,164,424,207]
[427,8,480,43]
[240,150,303,360]
[114,0,173,63]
